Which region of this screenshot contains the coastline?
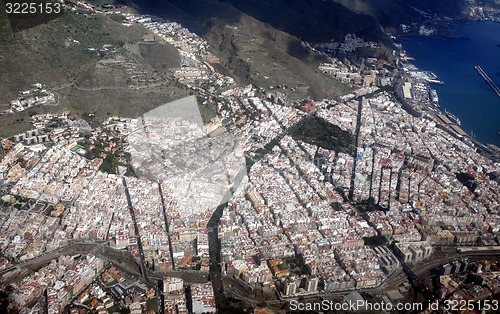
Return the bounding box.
[396,25,500,160]
[396,21,500,153]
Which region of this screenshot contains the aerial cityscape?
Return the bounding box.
[0,0,499,313]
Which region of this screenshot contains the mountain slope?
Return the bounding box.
[126,0,354,99]
[218,0,389,43]
[0,11,188,136]
[202,14,352,99]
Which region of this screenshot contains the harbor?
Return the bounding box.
[400,22,500,146]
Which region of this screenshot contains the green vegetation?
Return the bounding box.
[218,0,467,42]
[131,0,352,99]
[355,197,380,213]
[220,0,387,43]
[331,202,343,211]
[139,43,181,75]
[99,152,120,175]
[0,111,35,136]
[277,261,288,271]
[1,12,146,101]
[363,235,388,246]
[145,297,158,312]
[204,13,351,100]
[0,11,189,138]
[76,137,131,175]
[289,116,355,154]
[4,0,65,33]
[334,0,419,33]
[285,256,309,275]
[76,64,132,89]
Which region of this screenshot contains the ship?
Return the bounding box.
[444,109,461,126]
[429,89,439,104]
[424,71,444,84]
[426,71,439,79]
[426,78,444,85]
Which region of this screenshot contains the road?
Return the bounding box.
[8,244,494,298]
[0,241,142,284]
[412,248,500,277]
[0,79,173,121]
[1,242,211,286]
[219,248,500,310]
[361,248,500,296]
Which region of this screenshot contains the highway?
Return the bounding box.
[0,241,142,284]
[412,247,500,276]
[0,241,104,276]
[219,247,500,310]
[10,244,496,298]
[4,218,500,312]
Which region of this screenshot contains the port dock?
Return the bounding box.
[475,66,500,97]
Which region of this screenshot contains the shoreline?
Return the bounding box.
[395,23,500,160]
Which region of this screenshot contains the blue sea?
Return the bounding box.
[400,21,500,146]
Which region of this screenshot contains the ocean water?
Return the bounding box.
[400,21,500,146]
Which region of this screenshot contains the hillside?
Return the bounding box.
[0,10,188,137]
[218,0,389,44]
[202,14,352,99]
[125,0,352,99]
[1,0,479,137]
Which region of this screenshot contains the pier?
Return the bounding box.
[475,66,500,97]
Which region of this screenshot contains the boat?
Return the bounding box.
[445,109,461,126]
[426,71,438,79]
[426,78,444,85]
[429,89,439,103]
